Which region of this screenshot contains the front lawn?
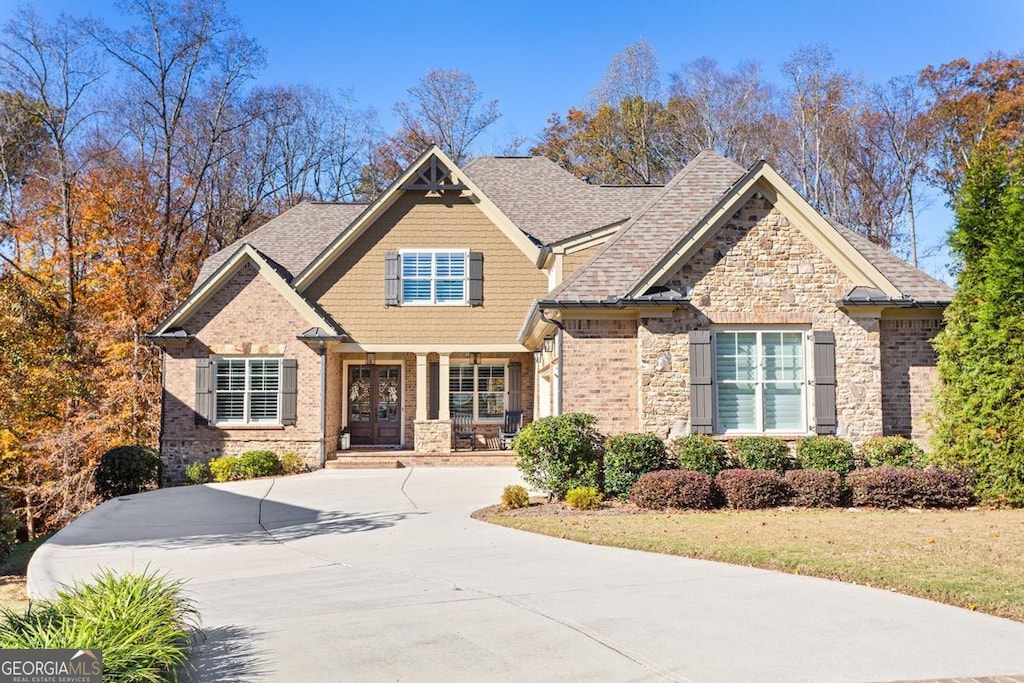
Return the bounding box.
[479,505,1024,622]
[0,534,53,612]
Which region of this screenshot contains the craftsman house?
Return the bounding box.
[148,146,952,481]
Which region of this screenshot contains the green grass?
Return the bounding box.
[482,507,1024,622]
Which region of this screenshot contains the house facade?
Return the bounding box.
[149,147,952,482]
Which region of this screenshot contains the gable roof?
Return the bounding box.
[550,150,747,302]
[550,152,954,306]
[292,146,544,291]
[193,202,367,291]
[462,155,661,244]
[153,244,343,337]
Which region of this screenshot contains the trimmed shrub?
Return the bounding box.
[629,470,718,510]
[604,433,670,499]
[715,469,791,509]
[730,436,790,472]
[513,413,603,499]
[857,436,926,468]
[672,435,729,476]
[785,470,843,508]
[279,452,308,475]
[93,445,162,500]
[0,496,18,564]
[796,436,855,475]
[501,484,530,510]
[209,455,241,483]
[0,569,199,680]
[846,466,972,509]
[237,450,281,479]
[564,486,603,510]
[185,462,212,485]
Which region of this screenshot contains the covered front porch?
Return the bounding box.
[323,349,534,457]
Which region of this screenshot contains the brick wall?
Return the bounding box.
[880,316,943,447]
[561,318,638,435]
[161,261,324,483]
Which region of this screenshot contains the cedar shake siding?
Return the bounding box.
[634,195,882,442]
[880,316,943,445]
[562,244,600,279]
[161,261,324,482]
[304,192,549,345]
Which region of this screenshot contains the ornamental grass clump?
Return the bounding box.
[796,436,855,475]
[785,470,844,508]
[672,434,729,476]
[629,470,719,510]
[603,433,671,499]
[715,469,791,509]
[0,569,200,682]
[730,436,791,472]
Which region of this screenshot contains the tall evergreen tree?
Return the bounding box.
[932,145,1024,505]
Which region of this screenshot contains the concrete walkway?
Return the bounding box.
[28,468,1024,682]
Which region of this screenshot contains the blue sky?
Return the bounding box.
[4,0,1023,281]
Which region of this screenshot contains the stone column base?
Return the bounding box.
[414,420,452,454]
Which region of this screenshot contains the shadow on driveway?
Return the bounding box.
[43,484,425,551]
[189,624,273,682]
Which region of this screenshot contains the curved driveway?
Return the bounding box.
[29,468,1024,682]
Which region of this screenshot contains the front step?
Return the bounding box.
[325,451,516,469]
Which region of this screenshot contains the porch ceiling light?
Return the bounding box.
[471,352,481,365]
[366,352,376,365]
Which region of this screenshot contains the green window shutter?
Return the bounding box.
[468,251,483,306]
[281,358,298,426]
[195,358,212,426]
[507,362,522,412]
[689,330,714,434]
[428,362,440,420]
[384,251,400,305]
[813,331,837,435]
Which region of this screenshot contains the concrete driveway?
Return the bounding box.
[29,468,1024,682]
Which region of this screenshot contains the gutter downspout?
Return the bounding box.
[538,309,564,415]
[318,340,327,469]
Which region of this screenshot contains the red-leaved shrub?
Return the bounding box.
[629,470,719,510]
[784,470,843,508]
[715,469,791,509]
[846,466,972,509]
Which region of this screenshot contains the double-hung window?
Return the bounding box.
[401,250,468,304]
[450,363,505,421]
[214,358,281,425]
[715,331,806,433]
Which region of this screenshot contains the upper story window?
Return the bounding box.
[400,250,468,305]
[715,330,806,433]
[214,357,281,425]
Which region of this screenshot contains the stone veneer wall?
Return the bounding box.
[161,261,324,483]
[880,316,943,446]
[561,318,638,435]
[414,420,452,453]
[637,194,882,443]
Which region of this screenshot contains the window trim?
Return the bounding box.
[212,356,283,426]
[712,328,812,436]
[398,248,470,306]
[449,359,508,423]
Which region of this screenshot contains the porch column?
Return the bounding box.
[439,353,451,420]
[415,354,428,421]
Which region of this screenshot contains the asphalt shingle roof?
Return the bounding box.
[550,151,748,302]
[193,202,367,290]
[462,156,661,244]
